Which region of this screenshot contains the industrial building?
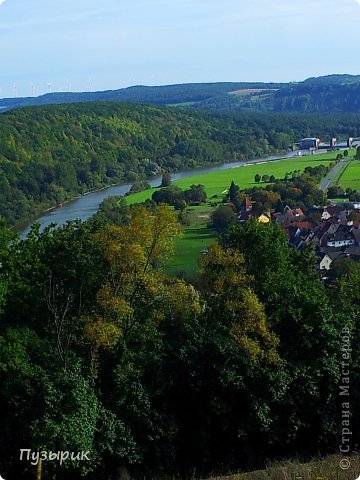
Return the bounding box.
[299,138,320,150]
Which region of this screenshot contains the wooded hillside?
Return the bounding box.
[2,102,360,228]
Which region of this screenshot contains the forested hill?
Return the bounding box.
[2,74,360,113]
[193,75,360,112]
[0,81,284,112]
[2,101,360,228]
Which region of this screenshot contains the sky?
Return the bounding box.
[1,0,360,98]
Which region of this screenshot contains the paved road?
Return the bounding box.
[318,157,349,191]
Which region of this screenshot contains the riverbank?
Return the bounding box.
[20,150,295,237]
[20,149,338,239]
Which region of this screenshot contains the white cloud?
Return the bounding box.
[356,0,360,5]
[0,0,5,5]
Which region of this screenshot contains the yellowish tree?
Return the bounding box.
[200,244,279,364]
[83,204,201,369]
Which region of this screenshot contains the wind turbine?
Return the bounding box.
[47,82,52,94]
[31,83,35,97]
[66,80,70,93]
[13,84,17,98]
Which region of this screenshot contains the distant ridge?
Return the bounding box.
[1,74,360,113]
[0,81,284,112]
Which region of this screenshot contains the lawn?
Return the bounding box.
[332,161,351,186]
[126,153,338,205]
[164,205,217,279]
[337,159,360,191]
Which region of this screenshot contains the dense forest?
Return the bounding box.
[2,102,360,228]
[0,208,359,479]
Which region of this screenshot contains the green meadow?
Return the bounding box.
[337,159,360,191]
[164,206,217,279]
[126,152,337,205]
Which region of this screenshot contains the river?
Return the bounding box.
[20,150,307,238]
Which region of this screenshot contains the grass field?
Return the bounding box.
[164,206,217,279]
[332,162,351,186]
[126,153,338,205]
[207,455,360,480]
[337,159,360,191]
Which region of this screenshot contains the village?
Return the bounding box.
[238,197,360,276]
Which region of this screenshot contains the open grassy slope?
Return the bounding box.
[208,455,360,480]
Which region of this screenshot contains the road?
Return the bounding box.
[318,157,349,191]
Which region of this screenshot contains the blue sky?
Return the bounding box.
[1,0,360,98]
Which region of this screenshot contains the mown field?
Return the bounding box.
[207,455,360,480]
[337,159,360,191]
[126,152,338,205]
[164,206,218,278]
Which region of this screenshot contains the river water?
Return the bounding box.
[20,150,305,238]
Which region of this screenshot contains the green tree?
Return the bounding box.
[355,146,360,160]
[0,327,136,479]
[152,185,183,206]
[184,184,207,204]
[161,172,172,187]
[211,205,236,232]
[224,220,344,453]
[229,180,239,202]
[129,181,151,194]
[327,185,341,198]
[91,196,131,226]
[2,220,105,368]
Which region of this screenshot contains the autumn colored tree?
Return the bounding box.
[83,204,186,366]
[200,244,279,364]
[157,244,282,475]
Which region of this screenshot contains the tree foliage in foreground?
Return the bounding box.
[0,213,359,479]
